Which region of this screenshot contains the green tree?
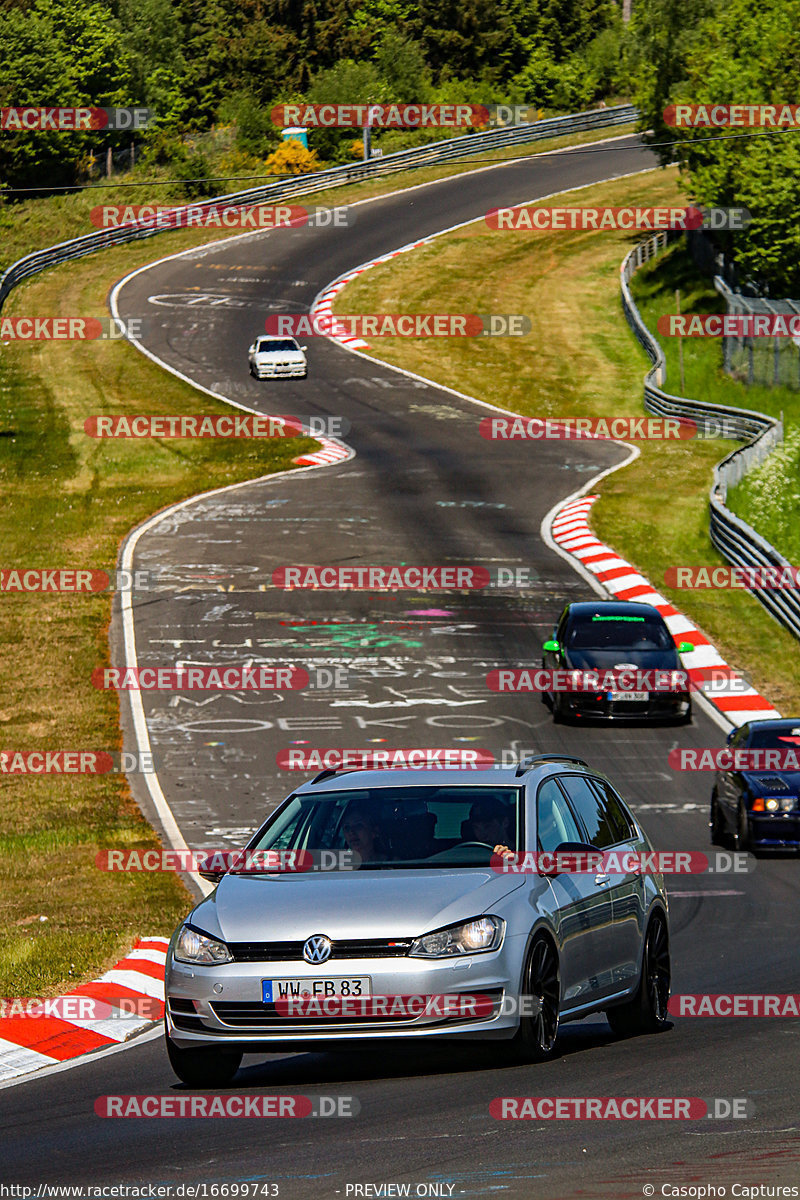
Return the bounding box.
[374,30,433,99]
[0,0,138,191]
[639,0,800,291]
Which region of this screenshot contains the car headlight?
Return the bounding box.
[763,796,796,813]
[174,926,232,965]
[409,916,505,958]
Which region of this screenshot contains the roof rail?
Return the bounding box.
[310,768,340,784]
[515,753,589,777]
[308,767,364,785]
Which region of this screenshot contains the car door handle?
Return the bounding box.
[594,874,611,886]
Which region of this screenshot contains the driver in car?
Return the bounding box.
[468,798,514,858]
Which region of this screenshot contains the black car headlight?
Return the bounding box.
[409,916,505,958]
[174,925,232,965]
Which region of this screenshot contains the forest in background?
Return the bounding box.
[3,0,800,290]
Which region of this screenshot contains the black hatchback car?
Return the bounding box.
[711,718,800,852]
[542,601,694,724]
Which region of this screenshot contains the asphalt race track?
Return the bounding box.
[3,134,799,1195]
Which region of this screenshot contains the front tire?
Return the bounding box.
[734,801,750,851]
[511,935,561,1061]
[710,790,725,845]
[165,1032,242,1087]
[606,913,670,1037]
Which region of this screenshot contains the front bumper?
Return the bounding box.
[166,947,522,1048]
[558,692,691,722]
[749,811,800,848]
[252,362,306,379]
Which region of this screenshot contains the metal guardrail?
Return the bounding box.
[0,104,636,309]
[621,233,799,642]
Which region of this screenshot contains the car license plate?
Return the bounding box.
[262,977,371,1003]
[609,691,649,702]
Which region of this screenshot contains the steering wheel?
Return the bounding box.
[424,840,497,864]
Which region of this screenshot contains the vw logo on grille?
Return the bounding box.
[303,934,333,964]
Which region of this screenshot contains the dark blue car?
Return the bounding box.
[710,719,800,852]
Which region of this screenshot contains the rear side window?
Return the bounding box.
[588,778,636,842]
[536,778,584,853]
[557,774,618,849]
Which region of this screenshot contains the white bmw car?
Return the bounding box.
[248,336,307,380]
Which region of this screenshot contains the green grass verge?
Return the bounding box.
[0,228,317,999]
[331,165,800,714]
[729,430,800,563]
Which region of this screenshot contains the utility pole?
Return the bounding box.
[675,288,686,393]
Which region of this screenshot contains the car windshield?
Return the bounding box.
[566,613,673,651]
[748,725,800,749]
[247,785,522,869]
[257,339,299,352]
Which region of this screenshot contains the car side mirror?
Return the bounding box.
[197,866,227,883]
[538,840,598,876]
[248,344,255,353]
[300,345,308,351]
[726,728,736,745]
[543,639,560,653]
[678,642,694,654]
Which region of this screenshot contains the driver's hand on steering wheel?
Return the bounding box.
[493,844,515,861]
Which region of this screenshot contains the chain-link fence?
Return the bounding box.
[715,276,800,389]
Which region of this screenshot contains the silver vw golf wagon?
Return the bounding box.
[165,755,671,1085]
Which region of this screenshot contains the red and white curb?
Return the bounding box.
[293,438,351,467]
[0,937,167,1083]
[309,238,433,351]
[551,495,781,727]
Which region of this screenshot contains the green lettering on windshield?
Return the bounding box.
[591,615,646,622]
